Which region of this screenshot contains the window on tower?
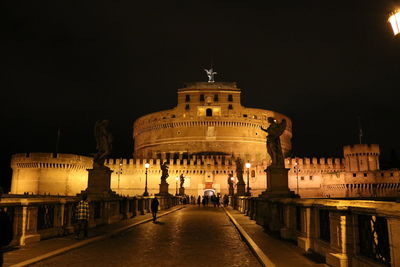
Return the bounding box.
[228,104,233,110]
[214,94,219,102]
[200,94,205,102]
[185,95,190,102]
[228,95,233,102]
[185,104,190,110]
[206,108,213,117]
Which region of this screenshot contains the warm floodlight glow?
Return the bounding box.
[389,10,400,36]
[144,163,150,169]
[245,162,251,169]
[175,176,179,181]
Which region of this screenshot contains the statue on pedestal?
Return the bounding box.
[180,174,185,188]
[93,120,112,168]
[235,158,244,184]
[158,161,170,196]
[87,120,115,197]
[228,173,234,196]
[235,158,246,196]
[261,117,286,167]
[160,161,169,183]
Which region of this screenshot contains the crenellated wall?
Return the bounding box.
[10,149,400,198]
[10,153,92,196]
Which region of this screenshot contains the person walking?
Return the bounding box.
[223,194,229,207]
[197,196,201,206]
[75,193,89,240]
[151,197,159,222]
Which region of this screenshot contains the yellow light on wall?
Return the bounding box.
[389,10,400,36]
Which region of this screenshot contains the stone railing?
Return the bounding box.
[231,196,400,267]
[0,195,181,247]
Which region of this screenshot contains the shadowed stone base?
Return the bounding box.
[260,166,296,198]
[179,187,185,196]
[236,182,246,196]
[157,182,171,196]
[86,167,116,197]
[229,186,234,196]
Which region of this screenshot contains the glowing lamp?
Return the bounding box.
[389,10,400,36]
[245,162,251,169]
[145,163,150,169]
[175,176,179,181]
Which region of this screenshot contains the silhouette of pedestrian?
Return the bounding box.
[223,194,229,207]
[151,197,159,222]
[202,196,206,206]
[0,187,14,267]
[197,196,201,206]
[75,193,89,240]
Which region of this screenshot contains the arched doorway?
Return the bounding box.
[203,189,215,197]
[206,108,212,117]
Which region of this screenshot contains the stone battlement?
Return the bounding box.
[11,153,92,170]
[285,157,345,170]
[11,153,348,173]
[343,144,380,156]
[179,82,239,91]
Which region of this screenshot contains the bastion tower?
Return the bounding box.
[133,82,292,162]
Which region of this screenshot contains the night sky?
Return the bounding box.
[2,1,400,191]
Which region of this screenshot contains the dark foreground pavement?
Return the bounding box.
[29,206,260,267]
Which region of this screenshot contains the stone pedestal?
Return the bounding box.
[86,167,115,197]
[228,186,234,196]
[179,187,185,196]
[260,166,296,198]
[157,181,170,196]
[236,182,246,196]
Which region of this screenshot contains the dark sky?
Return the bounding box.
[2,0,400,191]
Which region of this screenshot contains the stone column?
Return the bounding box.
[179,187,185,196]
[236,182,246,196]
[387,218,400,267]
[260,166,296,198]
[86,167,115,197]
[157,181,170,196]
[326,212,352,267]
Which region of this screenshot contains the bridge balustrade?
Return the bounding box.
[231,196,400,267]
[0,194,180,247]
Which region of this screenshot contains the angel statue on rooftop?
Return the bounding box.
[204,68,217,83]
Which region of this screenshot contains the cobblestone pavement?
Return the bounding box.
[31,206,260,267]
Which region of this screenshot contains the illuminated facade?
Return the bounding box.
[9,82,400,198]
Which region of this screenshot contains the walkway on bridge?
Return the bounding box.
[4,205,326,267]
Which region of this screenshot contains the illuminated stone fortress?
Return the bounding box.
[9,82,400,198]
[133,82,292,160]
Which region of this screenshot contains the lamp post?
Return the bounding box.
[175,176,179,196]
[245,162,251,195]
[117,158,122,193]
[389,10,400,36]
[294,161,300,196]
[143,163,150,196]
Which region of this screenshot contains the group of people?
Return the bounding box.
[191,194,230,207]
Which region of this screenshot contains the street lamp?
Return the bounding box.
[389,10,400,36]
[117,158,122,193]
[143,163,150,196]
[294,161,300,195]
[175,176,179,196]
[245,162,251,195]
